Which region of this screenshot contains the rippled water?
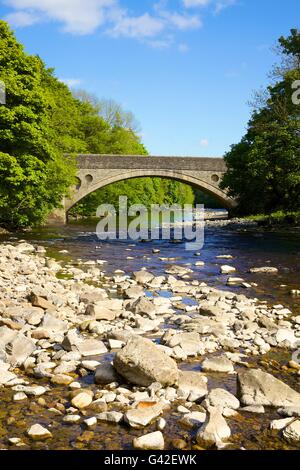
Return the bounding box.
[7,221,299,313]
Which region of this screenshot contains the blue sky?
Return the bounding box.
[0,0,299,156]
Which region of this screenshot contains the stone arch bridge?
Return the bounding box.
[49,155,235,223]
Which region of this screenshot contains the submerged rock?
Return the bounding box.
[94,363,120,385]
[27,424,52,441]
[202,356,234,374]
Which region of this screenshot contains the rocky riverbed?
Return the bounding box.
[0,240,300,450]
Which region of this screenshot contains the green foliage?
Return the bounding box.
[193,188,222,208]
[0,20,76,229]
[221,29,300,215]
[0,20,195,228]
[69,92,194,217]
[243,210,300,226]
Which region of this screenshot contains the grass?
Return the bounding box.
[243,210,300,226]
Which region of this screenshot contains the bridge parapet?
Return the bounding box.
[76,155,227,172]
[47,155,234,224]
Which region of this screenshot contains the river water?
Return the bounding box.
[1,221,300,450]
[8,220,300,314]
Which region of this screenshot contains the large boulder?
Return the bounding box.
[238,369,300,407]
[113,336,179,387]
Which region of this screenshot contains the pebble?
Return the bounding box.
[27,424,52,440]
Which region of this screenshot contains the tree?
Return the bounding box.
[0,21,76,229]
[70,91,194,217]
[221,29,300,215]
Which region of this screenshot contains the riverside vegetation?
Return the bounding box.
[0,239,300,450]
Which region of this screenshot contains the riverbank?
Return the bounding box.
[243,211,300,228]
[0,240,300,450]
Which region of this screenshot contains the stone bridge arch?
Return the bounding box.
[48,155,236,223]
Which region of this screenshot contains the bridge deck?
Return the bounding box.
[76,155,226,172]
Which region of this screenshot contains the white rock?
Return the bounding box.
[97,411,123,424]
[283,420,300,442]
[179,411,206,428]
[133,431,164,450]
[220,265,236,274]
[125,403,165,428]
[84,417,97,427]
[13,392,27,401]
[202,356,234,374]
[27,424,52,440]
[204,388,240,410]
[63,415,81,424]
[71,391,93,409]
[196,407,231,445]
[270,417,294,430]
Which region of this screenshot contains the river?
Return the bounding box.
[0,220,300,450]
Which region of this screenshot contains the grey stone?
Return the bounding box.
[7,334,36,366]
[177,371,208,402]
[196,406,231,445]
[202,356,234,374]
[95,363,120,385]
[76,339,107,357]
[124,402,165,428]
[114,336,179,387]
[204,388,240,410]
[238,369,300,407]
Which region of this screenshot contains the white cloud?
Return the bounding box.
[163,12,202,30]
[178,43,189,53]
[183,0,211,7]
[4,10,39,27]
[2,0,237,48]
[59,78,82,88]
[214,0,237,15]
[4,0,116,35]
[109,13,164,39]
[200,138,209,147]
